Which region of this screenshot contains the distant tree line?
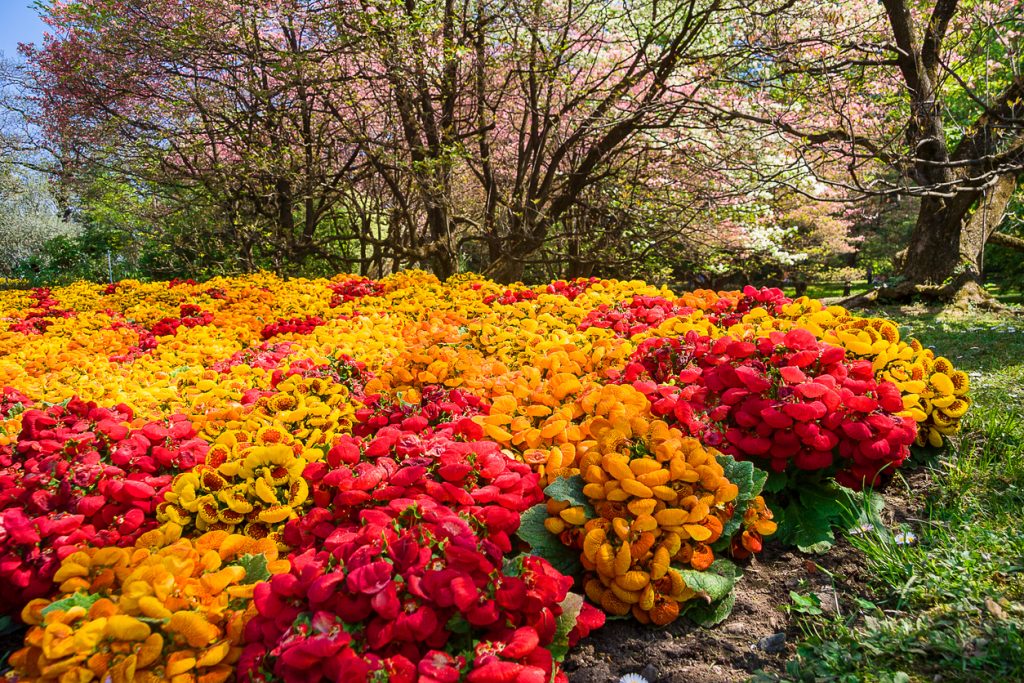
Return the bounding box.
[0,0,1019,299]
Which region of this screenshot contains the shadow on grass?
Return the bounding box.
[760,305,1024,682]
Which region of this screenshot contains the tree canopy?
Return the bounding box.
[0,0,1019,294]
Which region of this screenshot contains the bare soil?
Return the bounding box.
[565,470,931,683]
[564,539,870,683]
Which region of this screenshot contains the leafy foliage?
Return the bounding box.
[517,504,583,576]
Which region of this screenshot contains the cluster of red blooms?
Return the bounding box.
[701,286,792,327]
[352,384,489,438]
[545,277,601,300]
[0,386,31,417]
[167,277,198,288]
[212,341,296,374]
[578,295,696,337]
[272,355,373,399]
[328,277,386,306]
[106,317,159,362]
[149,303,215,337]
[204,286,229,300]
[625,329,918,489]
[239,425,603,682]
[8,288,75,335]
[261,315,328,340]
[107,305,214,363]
[483,289,540,305]
[0,397,207,612]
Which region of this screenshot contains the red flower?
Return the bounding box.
[419,650,464,683]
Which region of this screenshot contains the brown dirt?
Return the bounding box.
[564,535,874,683]
[565,469,932,683]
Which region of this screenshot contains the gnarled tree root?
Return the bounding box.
[840,275,1007,312]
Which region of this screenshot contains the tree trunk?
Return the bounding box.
[856,173,1019,309]
[483,253,526,284]
[430,245,458,280]
[899,195,973,286]
[482,229,546,283]
[961,173,1019,272]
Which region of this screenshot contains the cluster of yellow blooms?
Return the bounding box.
[159,375,355,544]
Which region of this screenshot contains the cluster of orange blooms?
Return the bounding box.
[0,271,971,680]
[567,389,757,623]
[13,523,287,683]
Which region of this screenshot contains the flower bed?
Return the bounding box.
[0,272,968,681]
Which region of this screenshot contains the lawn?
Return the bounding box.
[761,306,1024,682]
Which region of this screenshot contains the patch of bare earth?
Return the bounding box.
[565,468,932,682]
[565,527,886,682]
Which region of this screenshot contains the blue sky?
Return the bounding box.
[0,2,47,61]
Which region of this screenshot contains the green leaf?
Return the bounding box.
[773,499,836,553]
[549,592,584,662]
[445,613,472,635]
[708,557,743,581]
[771,480,885,553]
[798,485,851,522]
[502,554,525,578]
[684,592,736,627]
[0,615,19,636]
[41,592,100,617]
[846,490,886,535]
[676,568,736,601]
[517,504,581,576]
[543,476,593,515]
[232,553,271,584]
[713,454,769,550]
[764,470,789,493]
[788,591,824,615]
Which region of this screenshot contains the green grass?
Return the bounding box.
[758,306,1024,682]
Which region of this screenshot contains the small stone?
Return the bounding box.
[815,591,837,614]
[985,597,1006,620]
[640,663,658,681]
[722,621,747,634]
[757,632,787,653]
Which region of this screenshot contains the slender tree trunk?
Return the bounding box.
[961,173,1019,272]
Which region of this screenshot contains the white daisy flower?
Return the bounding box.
[620,674,650,683]
[848,522,874,536]
[893,530,917,546]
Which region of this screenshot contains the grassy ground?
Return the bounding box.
[758,305,1024,682]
